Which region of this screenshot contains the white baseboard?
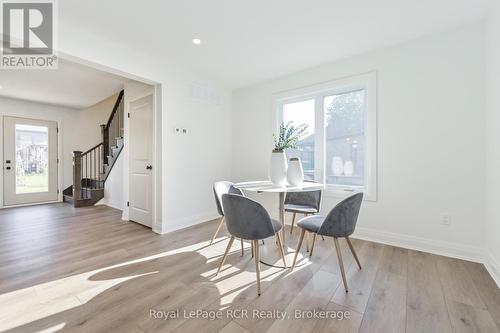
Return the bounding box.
[161,212,219,234]
[352,227,485,263]
[95,200,123,212]
[104,202,124,211]
[484,251,500,288]
[0,199,62,209]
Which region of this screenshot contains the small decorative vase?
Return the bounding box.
[269,150,288,186]
[332,156,344,176]
[287,157,304,186]
[344,160,354,176]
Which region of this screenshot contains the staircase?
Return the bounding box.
[63,90,124,207]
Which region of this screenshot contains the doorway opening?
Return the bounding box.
[3,117,58,206]
[0,56,162,232]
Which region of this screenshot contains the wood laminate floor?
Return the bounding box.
[0,203,499,333]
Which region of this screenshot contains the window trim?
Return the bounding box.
[274,71,377,201]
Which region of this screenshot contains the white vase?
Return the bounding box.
[344,160,354,176]
[332,156,344,176]
[287,157,304,186]
[269,151,288,186]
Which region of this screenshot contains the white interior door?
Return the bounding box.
[3,116,58,206]
[129,95,153,227]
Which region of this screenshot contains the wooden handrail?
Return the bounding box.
[82,142,103,156]
[105,90,124,129]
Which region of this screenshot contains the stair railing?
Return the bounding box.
[102,90,124,165]
[71,89,124,203]
[73,143,104,199]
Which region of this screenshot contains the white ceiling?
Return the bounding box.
[0,59,126,109]
[59,0,490,89]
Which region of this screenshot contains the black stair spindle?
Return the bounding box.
[86,154,88,196]
[93,149,96,189]
[79,155,81,198]
[83,154,86,198]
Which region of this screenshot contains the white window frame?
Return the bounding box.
[275,71,377,201]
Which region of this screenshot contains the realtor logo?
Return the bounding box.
[1,0,58,69]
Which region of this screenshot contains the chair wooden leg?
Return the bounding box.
[240,239,244,256]
[210,217,225,245]
[346,237,361,269]
[309,233,317,258]
[333,237,348,292]
[290,212,296,234]
[292,229,306,269]
[276,233,287,268]
[306,231,310,252]
[253,240,261,296]
[216,236,235,275]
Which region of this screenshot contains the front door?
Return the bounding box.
[129,95,153,227]
[3,116,58,206]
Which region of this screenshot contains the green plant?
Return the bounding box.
[273,121,308,152]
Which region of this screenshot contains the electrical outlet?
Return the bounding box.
[440,213,451,226]
[173,127,181,135]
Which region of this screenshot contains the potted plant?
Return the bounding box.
[270,121,308,186]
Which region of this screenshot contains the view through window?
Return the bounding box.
[15,124,49,194]
[324,89,366,187]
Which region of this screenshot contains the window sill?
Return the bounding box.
[323,186,377,202]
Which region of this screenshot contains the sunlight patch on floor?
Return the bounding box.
[0,236,308,331]
[37,322,66,333]
[0,239,220,331]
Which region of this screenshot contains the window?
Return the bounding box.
[276,72,377,200]
[324,90,365,187]
[15,124,49,194]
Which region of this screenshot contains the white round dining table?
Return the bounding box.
[234,180,324,267]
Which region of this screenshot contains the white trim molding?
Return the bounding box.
[484,251,500,288]
[161,212,220,235]
[353,227,485,263]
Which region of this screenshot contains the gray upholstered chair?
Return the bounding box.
[292,192,363,292]
[216,193,286,296]
[212,181,245,255]
[285,187,322,235]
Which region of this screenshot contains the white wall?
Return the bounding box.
[485,2,500,286]
[76,93,119,151]
[232,23,487,261]
[160,79,232,232]
[57,23,233,233]
[99,152,124,210]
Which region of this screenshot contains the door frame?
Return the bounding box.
[0,115,63,208]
